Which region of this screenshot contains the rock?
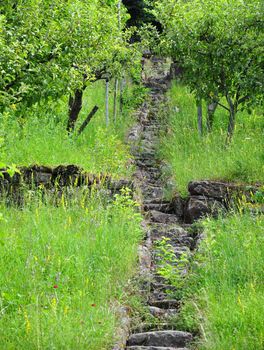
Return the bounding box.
[107,179,134,192]
[142,186,165,201]
[188,180,260,202]
[33,172,53,184]
[112,306,131,350]
[188,180,231,199]
[149,306,178,318]
[127,331,192,347]
[148,211,179,224]
[143,202,172,213]
[127,347,189,350]
[138,245,152,275]
[148,300,180,309]
[127,125,142,142]
[185,196,226,223]
[171,196,185,218]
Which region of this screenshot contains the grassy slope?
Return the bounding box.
[159,83,264,194]
[0,80,144,178]
[0,192,142,349]
[0,82,144,349]
[159,82,264,349]
[197,214,264,350]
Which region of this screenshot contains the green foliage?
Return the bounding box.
[159,83,264,194]
[156,237,189,292]
[195,214,264,349]
[0,190,143,349]
[0,80,139,178]
[0,0,138,109]
[154,0,264,138]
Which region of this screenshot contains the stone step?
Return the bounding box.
[127,347,189,350]
[149,306,178,318]
[136,160,158,168]
[144,202,172,213]
[152,236,194,249]
[131,323,175,334]
[148,299,180,310]
[148,211,179,224]
[127,331,192,348]
[142,187,164,198]
[150,283,177,293]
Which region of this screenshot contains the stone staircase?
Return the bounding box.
[125,57,195,350]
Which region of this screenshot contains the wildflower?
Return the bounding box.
[53,285,58,289]
[24,310,31,334]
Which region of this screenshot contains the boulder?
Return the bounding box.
[185,196,225,223]
[188,180,231,200]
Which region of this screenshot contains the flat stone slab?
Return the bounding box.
[148,211,179,224]
[149,306,178,318]
[127,347,189,350]
[148,300,180,310]
[127,331,192,347]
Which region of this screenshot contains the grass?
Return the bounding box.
[159,83,264,194]
[195,213,264,350]
[158,82,264,349]
[0,189,143,349]
[0,78,146,348]
[0,80,146,178]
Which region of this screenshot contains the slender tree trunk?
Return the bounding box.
[206,100,218,132]
[226,95,237,143]
[105,79,109,127]
[67,88,84,132]
[197,98,203,136]
[113,78,119,124]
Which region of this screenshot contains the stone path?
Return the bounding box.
[125,57,196,350]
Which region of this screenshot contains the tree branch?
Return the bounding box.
[78,105,99,136]
[217,101,230,112]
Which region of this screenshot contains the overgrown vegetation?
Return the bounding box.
[195,213,264,350]
[154,0,263,141]
[0,0,263,349]
[159,83,264,195]
[0,3,147,348]
[156,212,264,350]
[0,80,146,177]
[0,189,142,349]
[157,81,264,349]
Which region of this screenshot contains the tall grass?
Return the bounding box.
[159,83,264,194]
[0,80,145,178]
[0,190,142,349]
[196,213,264,350]
[159,82,264,349]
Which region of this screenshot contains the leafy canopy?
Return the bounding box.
[154,0,264,111]
[0,0,135,108]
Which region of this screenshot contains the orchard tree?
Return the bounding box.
[154,0,264,140]
[0,0,138,131]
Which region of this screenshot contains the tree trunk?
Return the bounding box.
[226,95,237,143]
[206,100,218,132]
[197,99,203,136]
[67,88,84,132]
